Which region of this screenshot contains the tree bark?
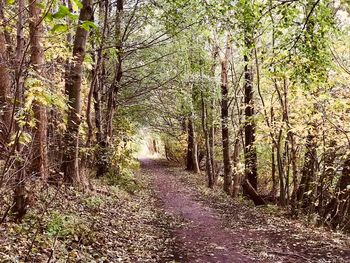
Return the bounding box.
[62,0,93,184]
[221,40,232,194]
[232,137,241,198]
[11,0,26,221]
[242,179,266,206]
[297,130,317,209]
[324,156,350,229]
[186,117,194,171]
[86,0,108,146]
[289,131,299,216]
[244,40,258,191]
[188,114,200,173]
[106,0,123,143]
[270,107,277,199]
[0,11,11,146]
[201,93,214,187]
[318,140,336,216]
[28,0,48,178]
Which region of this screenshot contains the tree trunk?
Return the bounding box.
[0,18,11,146]
[232,137,241,198]
[244,43,258,191]
[209,42,219,183]
[221,40,232,194]
[62,0,93,184]
[11,0,26,221]
[28,0,48,178]
[242,179,266,206]
[297,130,317,209]
[106,0,123,144]
[318,140,336,218]
[270,107,277,199]
[187,114,200,173]
[324,156,350,229]
[201,93,214,187]
[186,116,194,171]
[86,0,108,146]
[96,0,123,178]
[289,131,299,217]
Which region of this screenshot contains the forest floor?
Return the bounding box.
[1,158,350,262]
[0,164,179,262]
[143,158,350,263]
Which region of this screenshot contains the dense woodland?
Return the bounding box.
[1,0,350,261]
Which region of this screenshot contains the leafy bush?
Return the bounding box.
[82,196,104,209]
[46,211,90,240]
[104,171,141,194]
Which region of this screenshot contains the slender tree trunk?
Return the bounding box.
[276,136,286,205]
[271,144,277,197]
[28,0,48,178]
[86,0,108,146]
[96,0,123,177]
[297,130,317,209]
[186,116,194,171]
[279,79,291,206]
[186,111,200,174]
[324,155,350,229]
[11,0,26,221]
[270,107,277,199]
[208,42,218,182]
[290,131,299,216]
[209,102,215,179]
[221,40,232,194]
[192,139,200,174]
[201,93,214,187]
[62,0,93,184]
[0,16,11,145]
[317,140,336,219]
[232,137,241,198]
[106,0,123,143]
[244,41,258,191]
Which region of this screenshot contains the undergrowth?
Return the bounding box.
[0,168,177,262]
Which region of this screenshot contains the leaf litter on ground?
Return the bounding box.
[168,164,350,263]
[0,171,180,262]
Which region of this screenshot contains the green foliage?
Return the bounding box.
[82,196,104,209]
[46,212,90,239]
[162,133,187,163]
[104,171,141,194]
[71,0,83,11]
[51,24,68,33]
[80,21,98,31]
[52,5,73,20]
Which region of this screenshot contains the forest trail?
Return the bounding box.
[142,158,253,263]
[141,158,350,263]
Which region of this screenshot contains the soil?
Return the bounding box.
[141,158,350,263]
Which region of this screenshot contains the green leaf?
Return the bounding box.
[44,13,53,22]
[51,24,68,33]
[6,0,15,5]
[80,21,98,31]
[52,5,70,19]
[18,132,32,145]
[70,0,83,12]
[68,13,79,21]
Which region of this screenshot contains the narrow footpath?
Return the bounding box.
[141,158,350,263]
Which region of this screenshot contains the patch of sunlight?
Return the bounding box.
[135,128,164,159]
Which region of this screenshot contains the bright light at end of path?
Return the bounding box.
[135,128,163,159]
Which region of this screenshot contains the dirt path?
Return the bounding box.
[142,158,255,262]
[141,158,350,263]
